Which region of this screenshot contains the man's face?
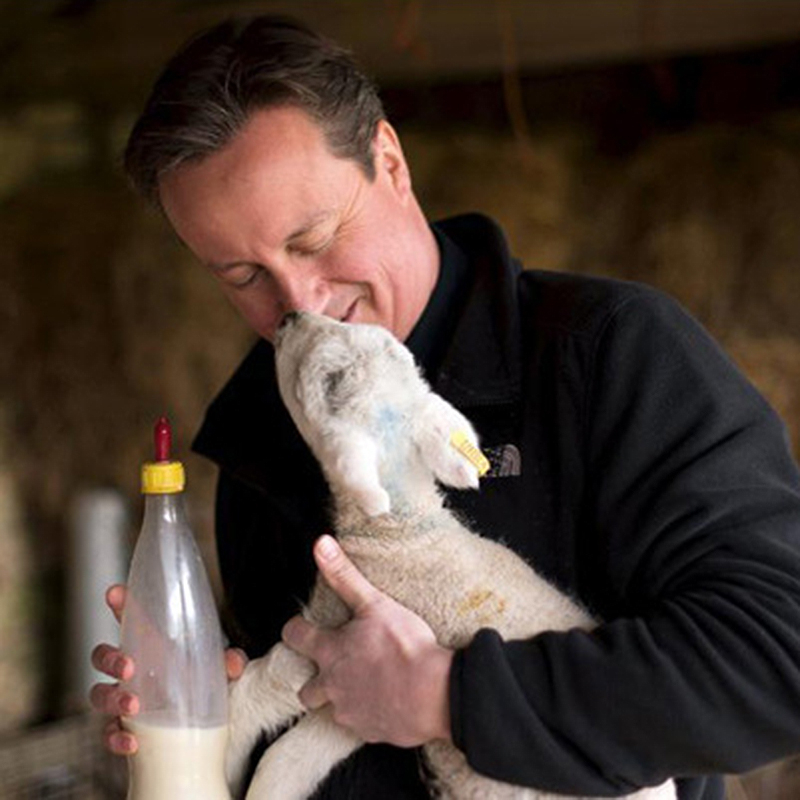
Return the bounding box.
[159,106,438,343]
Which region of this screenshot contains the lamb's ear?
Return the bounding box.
[319,429,391,516]
[412,394,485,489]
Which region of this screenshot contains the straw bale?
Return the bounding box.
[722,329,800,451]
[570,122,800,339]
[0,181,251,597]
[403,125,588,273]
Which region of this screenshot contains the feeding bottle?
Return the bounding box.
[120,417,231,800]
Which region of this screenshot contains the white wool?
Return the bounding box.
[226,312,676,800]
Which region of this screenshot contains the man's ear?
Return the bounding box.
[373,120,412,201]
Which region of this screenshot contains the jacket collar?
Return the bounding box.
[432,213,522,407]
[192,213,522,492]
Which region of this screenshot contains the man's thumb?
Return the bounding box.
[314,535,379,613]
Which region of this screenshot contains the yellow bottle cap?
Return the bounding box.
[141,461,185,494]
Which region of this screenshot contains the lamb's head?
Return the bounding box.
[274,311,487,517]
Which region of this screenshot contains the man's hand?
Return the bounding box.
[89,584,248,756]
[281,535,453,747]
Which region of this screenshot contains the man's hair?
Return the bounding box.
[123,15,385,204]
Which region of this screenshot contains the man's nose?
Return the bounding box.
[274,264,328,317]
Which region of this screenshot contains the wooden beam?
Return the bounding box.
[3,0,800,106]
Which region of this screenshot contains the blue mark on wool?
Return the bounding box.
[376,405,400,436]
[375,405,410,499]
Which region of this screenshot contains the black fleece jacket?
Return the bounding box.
[193,214,800,799]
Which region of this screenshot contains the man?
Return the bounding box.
[91,15,800,799]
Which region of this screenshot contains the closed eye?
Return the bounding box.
[212,262,262,290]
[231,270,260,289]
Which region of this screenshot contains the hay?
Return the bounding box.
[403,124,587,273]
[570,121,800,339]
[0,181,252,599]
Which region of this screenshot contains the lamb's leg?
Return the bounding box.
[227,643,316,798]
[245,706,363,800]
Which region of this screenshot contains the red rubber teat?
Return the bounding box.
[154,417,171,462]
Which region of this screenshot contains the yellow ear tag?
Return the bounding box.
[450,430,490,477]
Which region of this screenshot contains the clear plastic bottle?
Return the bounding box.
[120,418,230,800]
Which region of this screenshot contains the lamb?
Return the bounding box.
[225,310,677,800]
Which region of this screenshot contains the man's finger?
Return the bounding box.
[282,615,321,657]
[91,643,134,680]
[225,647,248,681]
[90,682,139,717]
[106,584,127,623]
[313,535,380,613]
[104,719,138,756]
[298,676,329,711]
